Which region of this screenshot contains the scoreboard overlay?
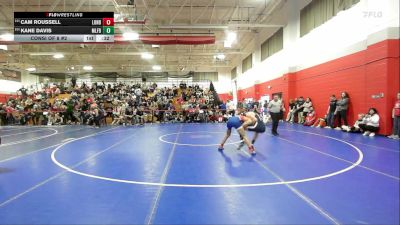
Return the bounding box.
[14,12,114,43]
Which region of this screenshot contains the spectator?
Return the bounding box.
[18,86,28,98]
[300,97,313,124]
[226,100,235,116]
[303,107,316,126]
[388,92,400,140]
[268,94,285,136]
[295,97,305,124]
[335,92,350,130]
[286,99,296,122]
[359,108,380,137]
[342,113,365,133]
[311,115,327,128]
[325,95,337,129]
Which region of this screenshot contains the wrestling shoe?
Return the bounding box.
[237,141,245,150]
[249,145,256,155]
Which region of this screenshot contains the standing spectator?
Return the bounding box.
[388,92,400,139]
[295,97,305,123]
[226,100,235,116]
[359,108,380,137]
[286,99,296,122]
[325,95,337,129]
[19,86,28,98]
[268,95,285,136]
[335,92,350,130]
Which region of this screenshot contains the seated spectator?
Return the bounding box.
[286,99,296,122]
[303,107,316,126]
[93,108,104,128]
[111,104,123,125]
[300,97,313,124]
[0,104,6,125]
[135,106,145,125]
[359,108,380,137]
[53,113,64,125]
[311,115,327,128]
[124,106,134,125]
[294,97,305,123]
[343,113,365,133]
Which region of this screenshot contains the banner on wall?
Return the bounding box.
[0,69,21,82]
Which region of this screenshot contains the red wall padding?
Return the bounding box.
[0,94,17,104]
[218,93,233,102]
[229,39,400,135]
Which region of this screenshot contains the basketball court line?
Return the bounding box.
[1,129,51,137]
[0,126,133,208]
[0,127,33,131]
[236,145,341,225]
[343,140,400,153]
[51,127,363,187]
[0,128,58,147]
[146,124,183,225]
[0,127,93,163]
[282,126,400,152]
[0,124,397,224]
[277,130,399,180]
[0,128,116,163]
[159,131,241,146]
[0,126,106,148]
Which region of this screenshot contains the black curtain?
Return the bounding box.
[209,82,221,106]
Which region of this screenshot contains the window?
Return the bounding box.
[261,28,283,61]
[300,0,360,37]
[231,67,237,79]
[193,72,218,82]
[242,54,253,73]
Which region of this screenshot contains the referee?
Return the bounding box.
[268,95,285,136]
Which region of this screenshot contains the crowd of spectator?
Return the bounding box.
[283,91,398,138]
[1,81,399,139]
[0,81,230,127]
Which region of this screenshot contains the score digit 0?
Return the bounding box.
[102,18,114,26]
[103,26,114,34]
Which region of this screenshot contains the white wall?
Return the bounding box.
[226,0,399,91]
[0,79,22,93]
[213,69,232,94]
[0,71,42,93]
[21,71,40,87]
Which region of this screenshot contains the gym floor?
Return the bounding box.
[0,123,399,224]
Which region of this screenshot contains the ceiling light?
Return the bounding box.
[152,44,160,48]
[152,65,161,71]
[26,67,36,72]
[141,52,154,59]
[53,53,64,59]
[122,32,139,41]
[227,32,237,42]
[214,54,225,60]
[83,65,93,71]
[224,40,232,48]
[0,45,7,50]
[0,33,13,41]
